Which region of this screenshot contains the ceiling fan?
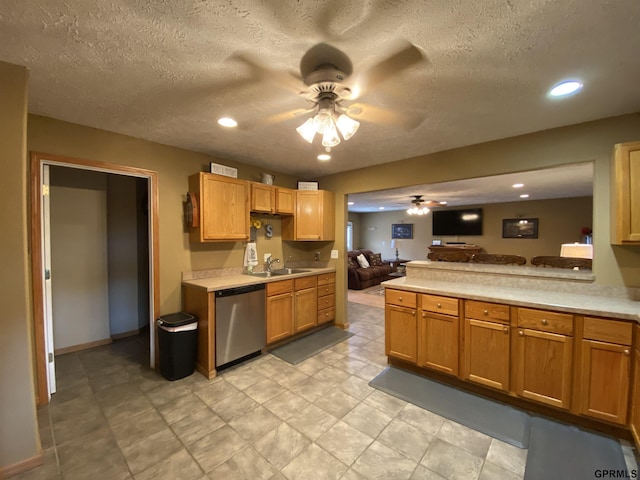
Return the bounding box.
[234,40,428,148]
[407,195,444,215]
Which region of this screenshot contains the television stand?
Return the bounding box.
[428,245,482,254]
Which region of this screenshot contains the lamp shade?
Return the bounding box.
[560,243,593,259]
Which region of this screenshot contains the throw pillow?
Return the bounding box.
[370,253,383,266]
[356,253,370,268]
[347,256,357,268]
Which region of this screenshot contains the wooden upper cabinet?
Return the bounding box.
[250,183,295,214]
[275,187,296,215]
[282,190,335,241]
[250,182,275,213]
[611,141,640,244]
[188,173,249,242]
[631,324,640,446]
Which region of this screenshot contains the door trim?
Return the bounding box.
[30,151,160,405]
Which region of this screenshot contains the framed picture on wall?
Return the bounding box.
[392,223,413,239]
[502,218,539,238]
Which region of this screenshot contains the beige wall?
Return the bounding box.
[0,62,40,470]
[27,115,300,315]
[356,196,593,261]
[319,113,640,328]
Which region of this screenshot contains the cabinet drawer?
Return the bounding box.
[295,276,317,290]
[318,283,335,297]
[318,306,335,324]
[465,300,510,324]
[386,289,417,308]
[318,293,335,310]
[317,273,335,286]
[421,294,459,316]
[517,308,573,335]
[583,317,632,345]
[266,280,293,296]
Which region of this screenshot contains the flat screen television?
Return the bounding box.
[432,208,483,236]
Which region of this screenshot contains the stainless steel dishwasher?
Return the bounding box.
[215,283,266,368]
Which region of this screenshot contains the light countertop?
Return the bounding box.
[182,267,336,292]
[382,276,640,322]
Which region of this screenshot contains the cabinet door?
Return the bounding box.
[418,311,459,375]
[611,142,640,244]
[579,340,630,424]
[463,318,510,391]
[385,304,417,363]
[275,187,295,214]
[631,342,640,446]
[201,175,249,240]
[250,183,274,213]
[294,287,317,333]
[514,328,573,409]
[295,190,323,240]
[266,292,293,344]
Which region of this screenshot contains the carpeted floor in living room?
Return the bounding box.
[347,285,385,309]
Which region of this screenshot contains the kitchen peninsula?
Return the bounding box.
[382,260,640,442]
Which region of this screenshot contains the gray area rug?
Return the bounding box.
[270,326,354,365]
[370,366,531,448]
[524,416,628,480]
[370,367,628,477]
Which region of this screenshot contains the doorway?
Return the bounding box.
[30,152,160,405]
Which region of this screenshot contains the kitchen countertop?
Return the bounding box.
[182,267,336,292]
[382,275,640,322]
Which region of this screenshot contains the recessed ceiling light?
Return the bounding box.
[317,154,331,161]
[549,81,583,97]
[348,201,354,206]
[520,194,529,199]
[379,207,385,210]
[439,201,448,205]
[512,183,524,188]
[217,117,238,128]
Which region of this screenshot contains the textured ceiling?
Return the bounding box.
[1,0,639,182]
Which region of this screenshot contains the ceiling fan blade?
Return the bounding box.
[228,52,303,94]
[346,102,423,129]
[240,107,316,130]
[351,40,427,97]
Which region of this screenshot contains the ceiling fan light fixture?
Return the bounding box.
[407,205,430,215]
[296,117,316,143]
[336,114,359,140]
[321,122,341,147]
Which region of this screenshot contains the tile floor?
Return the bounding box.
[13,301,636,479]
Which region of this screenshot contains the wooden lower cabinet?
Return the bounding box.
[293,276,317,333]
[463,318,510,391]
[317,273,336,325]
[462,300,511,391]
[514,327,573,410]
[418,294,459,375]
[266,280,294,345]
[578,316,633,425]
[631,324,640,445]
[385,304,417,363]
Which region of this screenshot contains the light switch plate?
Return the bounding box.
[331,249,339,259]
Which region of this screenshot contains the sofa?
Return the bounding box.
[347,249,394,290]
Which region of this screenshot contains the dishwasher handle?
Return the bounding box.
[215,283,265,298]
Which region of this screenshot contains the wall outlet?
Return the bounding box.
[263,253,271,262]
[331,249,339,259]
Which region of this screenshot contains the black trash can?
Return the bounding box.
[157,312,198,381]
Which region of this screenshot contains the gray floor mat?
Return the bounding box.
[270,326,354,365]
[369,366,531,448]
[524,416,627,480]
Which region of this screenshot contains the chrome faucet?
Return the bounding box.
[265,256,280,273]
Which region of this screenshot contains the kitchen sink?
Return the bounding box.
[244,268,309,278]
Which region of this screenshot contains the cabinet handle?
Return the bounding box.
[398,296,403,301]
[437,303,442,308]
[518,330,524,336]
[541,319,548,326]
[483,309,489,315]
[422,312,427,318]
[503,327,509,333]
[624,349,630,356]
[411,310,416,316]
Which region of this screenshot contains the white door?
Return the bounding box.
[42,165,56,397]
